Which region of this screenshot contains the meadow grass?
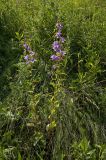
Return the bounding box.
[0,0,106,159]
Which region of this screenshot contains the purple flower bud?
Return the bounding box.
[26,61,30,64]
[23,43,31,51]
[23,43,27,48]
[30,58,36,63]
[52,41,61,52]
[60,37,65,43]
[56,23,63,30]
[24,55,29,60]
[29,51,35,56]
[55,31,62,38]
[60,51,66,56]
[50,55,60,61]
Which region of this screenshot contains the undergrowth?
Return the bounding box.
[0,0,106,159]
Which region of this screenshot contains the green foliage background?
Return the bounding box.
[0,0,106,159]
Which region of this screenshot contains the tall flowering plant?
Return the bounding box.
[50,22,66,61]
[15,32,37,64]
[46,22,66,131]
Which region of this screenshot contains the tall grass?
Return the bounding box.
[0,0,106,159]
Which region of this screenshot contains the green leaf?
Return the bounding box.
[79,138,89,152]
[46,120,57,131]
[18,152,22,160]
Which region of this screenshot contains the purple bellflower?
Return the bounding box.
[30,58,36,63]
[51,22,66,61]
[60,51,66,56]
[52,41,61,52]
[56,23,63,30]
[55,31,62,38]
[24,55,29,60]
[23,43,31,51]
[29,51,35,56]
[50,55,60,61]
[60,37,65,43]
[23,43,36,64]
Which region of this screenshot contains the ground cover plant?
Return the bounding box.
[0,0,106,159]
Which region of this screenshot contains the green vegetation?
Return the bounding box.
[0,0,106,159]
